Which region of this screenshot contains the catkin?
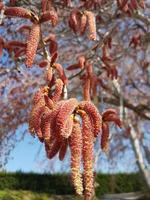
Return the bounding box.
[26,23,40,67]
[84,11,96,40]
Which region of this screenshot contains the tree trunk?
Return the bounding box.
[129,122,150,191]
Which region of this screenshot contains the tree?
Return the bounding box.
[0,0,150,199]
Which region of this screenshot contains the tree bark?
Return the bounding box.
[129,122,150,191]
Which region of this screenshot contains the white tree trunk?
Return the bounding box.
[129,122,150,190]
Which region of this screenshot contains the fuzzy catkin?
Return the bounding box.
[84,11,96,40]
[80,14,87,35]
[101,122,109,153]
[40,10,58,26]
[26,23,40,67]
[82,114,94,200]
[55,98,78,137]
[69,120,83,195]
[79,101,102,137]
[4,6,32,19]
[51,79,63,103]
[59,139,68,161]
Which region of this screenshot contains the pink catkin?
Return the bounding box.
[69,9,81,33]
[32,86,49,105]
[48,34,58,55]
[40,110,52,142]
[84,11,96,40]
[80,14,87,35]
[46,67,53,83]
[44,95,54,109]
[104,114,122,128]
[29,102,47,142]
[81,114,94,200]
[0,37,4,57]
[101,122,109,153]
[4,6,32,19]
[26,23,40,67]
[51,79,63,103]
[102,108,118,121]
[79,101,102,137]
[47,100,66,140]
[55,98,78,138]
[17,25,31,33]
[7,41,26,48]
[69,120,83,195]
[47,139,62,159]
[78,55,86,68]
[54,63,68,85]
[59,139,68,161]
[60,116,73,138]
[40,10,58,26]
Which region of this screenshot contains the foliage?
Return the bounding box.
[0,172,144,195]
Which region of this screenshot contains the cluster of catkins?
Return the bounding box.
[29,66,122,200]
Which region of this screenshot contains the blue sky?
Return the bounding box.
[5,131,44,173]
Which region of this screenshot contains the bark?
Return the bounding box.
[129,122,150,191]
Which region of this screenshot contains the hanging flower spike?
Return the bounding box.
[54,63,68,85]
[60,115,74,138]
[102,108,118,121]
[17,25,31,33]
[40,109,52,143]
[46,34,58,55]
[55,98,79,138]
[46,138,63,159]
[85,62,93,78]
[26,23,40,67]
[80,13,87,35]
[69,119,83,196]
[46,100,66,140]
[7,41,27,48]
[40,10,58,27]
[44,95,54,109]
[29,102,48,142]
[101,122,109,153]
[59,139,68,161]
[79,101,102,137]
[51,79,64,103]
[103,113,122,128]
[4,6,32,19]
[46,66,53,83]
[69,9,81,33]
[84,11,96,41]
[78,55,86,68]
[32,86,49,105]
[81,113,94,200]
[0,37,4,57]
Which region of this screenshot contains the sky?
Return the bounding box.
[5,129,44,173]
